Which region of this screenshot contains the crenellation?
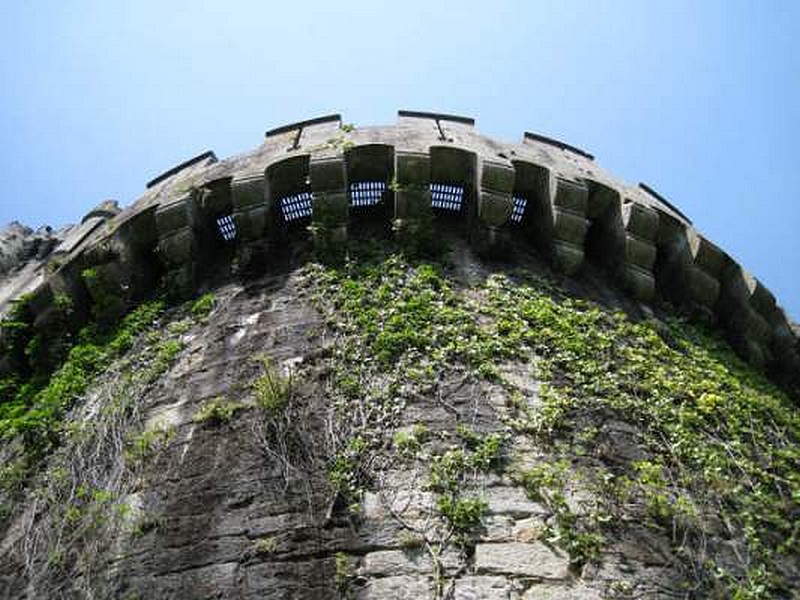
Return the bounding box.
[523,130,594,161]
[264,113,341,137]
[639,182,692,225]
[146,150,217,190]
[0,112,796,387]
[397,110,475,153]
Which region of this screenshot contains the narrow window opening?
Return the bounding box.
[216,214,237,241]
[430,183,464,212]
[350,181,386,208]
[279,191,313,222]
[511,196,528,224]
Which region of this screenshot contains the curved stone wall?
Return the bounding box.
[1,110,798,390]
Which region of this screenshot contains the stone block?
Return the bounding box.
[475,542,569,579]
[690,233,726,275]
[231,175,266,210]
[309,157,347,193]
[552,178,588,213]
[312,191,349,227]
[624,235,657,270]
[122,206,159,250]
[481,161,515,194]
[624,264,656,302]
[511,517,545,543]
[158,227,196,266]
[522,582,602,599]
[585,181,620,219]
[484,486,546,518]
[552,208,589,246]
[200,178,232,214]
[156,197,196,235]
[452,576,513,600]
[311,223,348,256]
[395,152,430,186]
[719,266,775,347]
[359,550,431,577]
[479,191,513,227]
[722,264,758,307]
[741,309,773,345]
[431,148,476,186]
[362,490,434,521]
[357,575,431,599]
[622,201,659,240]
[768,306,797,353]
[81,199,121,224]
[394,188,432,220]
[723,265,776,318]
[552,240,584,275]
[346,144,394,181]
[688,266,720,308]
[163,264,195,299]
[233,206,270,241]
[471,224,512,257]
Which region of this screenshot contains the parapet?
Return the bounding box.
[1,111,797,393]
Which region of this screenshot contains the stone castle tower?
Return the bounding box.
[1,112,798,599]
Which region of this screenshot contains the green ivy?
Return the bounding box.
[307,247,799,596]
[0,300,166,487]
[483,274,799,595]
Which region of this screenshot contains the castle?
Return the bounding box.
[1,110,797,389]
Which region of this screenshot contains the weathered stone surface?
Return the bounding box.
[453,575,515,600]
[481,161,515,194]
[511,517,545,543]
[479,191,514,227]
[484,486,546,518]
[552,240,584,274]
[475,542,570,579]
[356,575,431,599]
[360,550,432,577]
[621,201,658,239]
[521,582,602,599]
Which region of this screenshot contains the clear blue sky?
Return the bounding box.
[1,1,798,319]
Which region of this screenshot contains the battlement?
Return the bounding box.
[1,111,798,390]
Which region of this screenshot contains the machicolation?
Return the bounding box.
[1,110,798,392]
